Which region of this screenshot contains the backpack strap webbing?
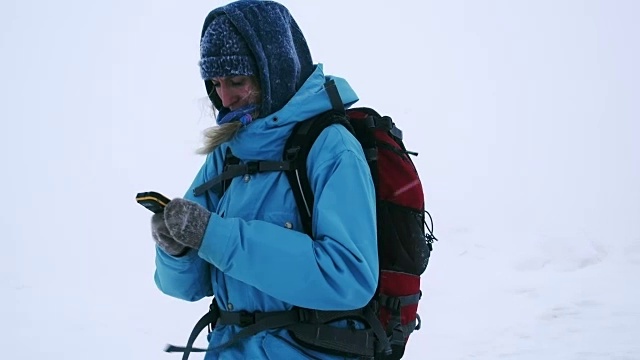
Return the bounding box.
[164,300,221,359]
[193,147,290,197]
[324,79,345,112]
[164,301,392,359]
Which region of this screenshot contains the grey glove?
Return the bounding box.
[151,212,188,256]
[163,198,211,250]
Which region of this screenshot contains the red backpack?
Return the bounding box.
[168,81,437,360]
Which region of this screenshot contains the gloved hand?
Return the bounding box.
[163,198,211,250]
[151,213,188,256]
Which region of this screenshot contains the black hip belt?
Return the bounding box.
[217,308,302,328]
[166,299,394,360]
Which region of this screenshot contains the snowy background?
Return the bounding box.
[2,0,639,359]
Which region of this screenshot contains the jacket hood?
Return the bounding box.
[200,0,314,118]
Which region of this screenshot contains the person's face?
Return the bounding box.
[210,76,260,110]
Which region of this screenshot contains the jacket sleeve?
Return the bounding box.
[196,126,379,310]
[153,150,224,302]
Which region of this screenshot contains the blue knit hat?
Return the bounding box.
[200,16,258,79]
[199,0,314,118]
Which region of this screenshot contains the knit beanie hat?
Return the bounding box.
[199,0,314,118]
[200,16,258,80]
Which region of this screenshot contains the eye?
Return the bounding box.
[230,78,247,87]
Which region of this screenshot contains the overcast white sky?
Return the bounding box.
[2,1,639,359]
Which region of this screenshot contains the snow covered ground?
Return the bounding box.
[3,0,638,359]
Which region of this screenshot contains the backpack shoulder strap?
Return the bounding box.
[283,110,354,236]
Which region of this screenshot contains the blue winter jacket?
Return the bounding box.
[154,64,379,359]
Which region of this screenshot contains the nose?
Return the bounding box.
[217,84,237,109]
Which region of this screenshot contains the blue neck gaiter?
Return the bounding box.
[216,104,259,126]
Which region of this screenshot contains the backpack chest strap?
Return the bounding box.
[193,160,291,196]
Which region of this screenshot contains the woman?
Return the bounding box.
[151,1,378,358]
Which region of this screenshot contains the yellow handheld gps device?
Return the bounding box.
[136,191,171,213]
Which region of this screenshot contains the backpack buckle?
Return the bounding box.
[238,311,255,327]
[365,115,376,128]
[297,308,311,323]
[286,147,301,161]
[374,116,391,130]
[386,296,402,312]
[390,125,403,140]
[374,116,403,140]
[246,161,260,175]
